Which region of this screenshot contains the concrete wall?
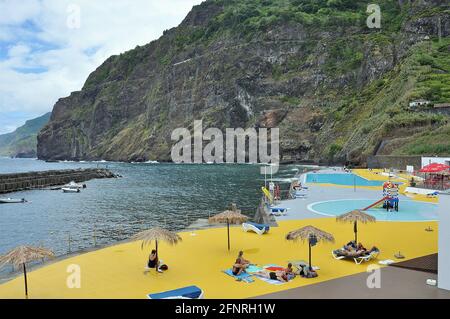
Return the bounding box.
[422,157,450,168]
[438,194,450,291]
[367,155,422,170]
[0,168,116,194]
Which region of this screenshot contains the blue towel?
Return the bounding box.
[148,285,202,299]
[246,265,263,273]
[224,269,254,283]
[223,269,252,280]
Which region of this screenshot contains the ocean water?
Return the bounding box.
[0,158,299,258]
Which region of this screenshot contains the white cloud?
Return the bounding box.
[0,0,204,133]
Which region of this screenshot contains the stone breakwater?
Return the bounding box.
[0,169,118,194]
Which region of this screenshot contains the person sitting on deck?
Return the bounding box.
[232,251,251,276]
[284,263,296,280]
[148,249,163,273]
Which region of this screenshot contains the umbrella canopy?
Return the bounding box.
[286,226,334,271]
[0,245,54,268]
[0,245,54,298]
[337,210,376,224]
[130,227,182,250]
[209,203,249,251]
[286,225,335,243]
[419,163,450,173]
[337,210,376,243]
[208,210,249,224]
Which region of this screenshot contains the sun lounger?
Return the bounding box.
[332,248,380,264]
[147,285,204,299]
[242,222,270,235]
[269,207,287,216]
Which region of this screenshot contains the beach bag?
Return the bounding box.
[300,265,318,278]
[159,264,168,271]
[305,270,318,278]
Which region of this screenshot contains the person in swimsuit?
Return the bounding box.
[256,270,289,282]
[232,251,251,275]
[284,263,296,280]
[147,250,163,273]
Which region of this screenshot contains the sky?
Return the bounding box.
[0,0,203,134]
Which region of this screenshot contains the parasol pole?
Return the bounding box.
[23,263,28,299]
[227,218,230,251]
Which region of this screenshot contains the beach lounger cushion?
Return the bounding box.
[268,207,288,216]
[242,222,270,235]
[148,285,203,299]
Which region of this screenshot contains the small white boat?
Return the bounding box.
[63,181,85,189]
[62,188,80,193]
[0,198,27,204]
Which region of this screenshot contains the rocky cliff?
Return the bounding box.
[38,0,450,164]
[0,112,51,158]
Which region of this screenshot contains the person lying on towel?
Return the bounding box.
[255,270,289,282]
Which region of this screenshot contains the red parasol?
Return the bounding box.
[419,163,450,173]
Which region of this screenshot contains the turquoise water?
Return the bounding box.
[309,199,438,221]
[306,173,385,187]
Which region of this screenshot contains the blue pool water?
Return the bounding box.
[306,173,385,187]
[308,199,438,221]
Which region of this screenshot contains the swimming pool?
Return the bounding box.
[308,199,438,221]
[305,173,385,187]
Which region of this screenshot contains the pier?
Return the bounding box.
[0,168,117,194]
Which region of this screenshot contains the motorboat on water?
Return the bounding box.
[63,181,86,189]
[62,187,81,193]
[0,197,27,204]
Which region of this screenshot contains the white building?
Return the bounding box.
[409,99,431,108]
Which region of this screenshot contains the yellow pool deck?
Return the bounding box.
[0,168,440,299]
[0,218,437,299]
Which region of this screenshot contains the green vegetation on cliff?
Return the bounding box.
[38,0,450,163]
[0,113,51,157]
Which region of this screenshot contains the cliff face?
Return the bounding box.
[38,0,450,163]
[0,112,51,158]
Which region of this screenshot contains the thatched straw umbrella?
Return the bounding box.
[286,226,334,270]
[0,245,54,298]
[337,210,376,243]
[130,227,182,272]
[209,203,249,251]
